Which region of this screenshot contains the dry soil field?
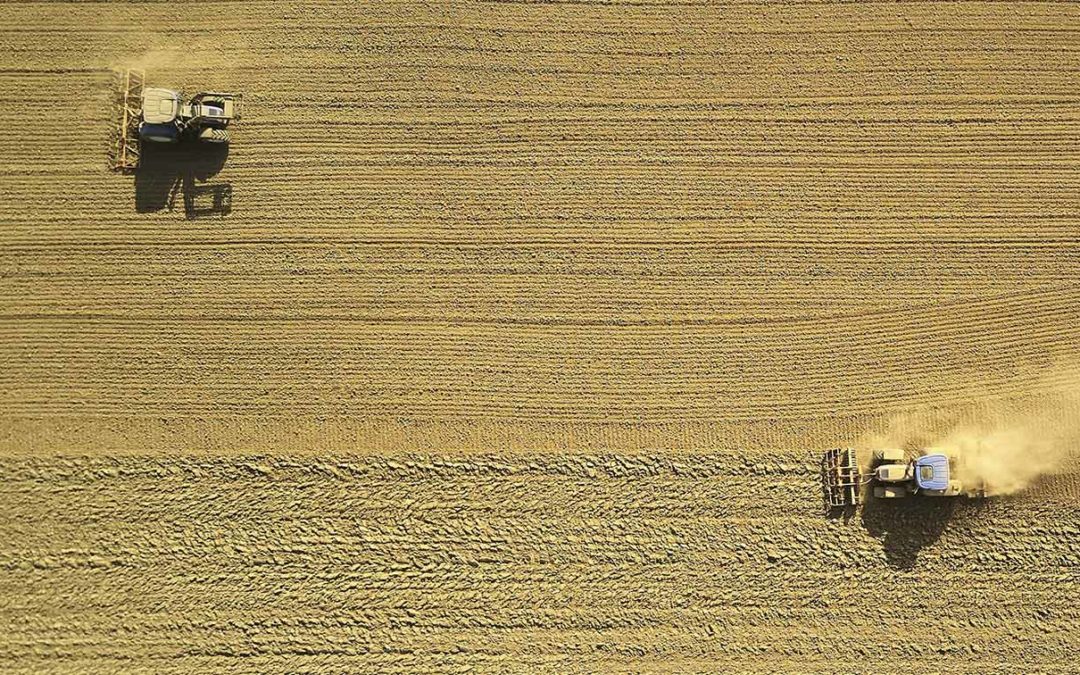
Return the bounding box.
[2,1,1080,672]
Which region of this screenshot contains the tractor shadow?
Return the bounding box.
[135,142,232,219]
[860,496,985,570]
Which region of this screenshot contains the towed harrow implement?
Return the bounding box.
[821,447,861,510]
[111,68,144,172]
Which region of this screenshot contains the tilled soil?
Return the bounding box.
[2,453,1078,672]
[1,1,1079,672]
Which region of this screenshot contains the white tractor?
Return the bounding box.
[140,88,240,145]
[112,69,241,171]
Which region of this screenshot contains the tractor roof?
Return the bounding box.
[914,454,950,491]
[142,87,181,124]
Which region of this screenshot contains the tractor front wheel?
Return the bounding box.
[198,127,230,144]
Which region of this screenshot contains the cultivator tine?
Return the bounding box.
[821,447,860,510]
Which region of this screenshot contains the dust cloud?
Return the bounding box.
[937,414,1075,495]
[865,367,1080,495]
[117,37,245,76]
[122,49,187,73]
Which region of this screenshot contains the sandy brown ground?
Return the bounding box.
[1,1,1079,672]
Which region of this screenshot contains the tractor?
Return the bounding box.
[140,88,240,144]
[821,447,986,511]
[112,69,241,171]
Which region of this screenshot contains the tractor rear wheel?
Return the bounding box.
[874,486,907,499]
[198,127,230,144]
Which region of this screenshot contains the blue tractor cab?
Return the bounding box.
[913,454,950,491]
